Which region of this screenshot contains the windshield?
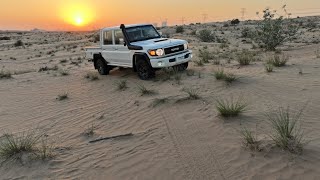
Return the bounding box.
[126,25,161,43]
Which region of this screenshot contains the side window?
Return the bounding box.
[114,30,124,45]
[103,31,113,45]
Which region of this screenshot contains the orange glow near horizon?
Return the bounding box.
[1,0,320,31]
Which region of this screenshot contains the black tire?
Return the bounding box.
[96,59,110,75]
[173,62,188,71]
[136,59,155,80]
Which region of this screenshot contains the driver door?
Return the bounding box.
[110,29,132,67]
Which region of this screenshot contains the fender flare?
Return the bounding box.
[133,52,152,72]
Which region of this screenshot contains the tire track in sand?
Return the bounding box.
[160,105,227,180]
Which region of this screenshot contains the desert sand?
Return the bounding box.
[1,16,320,180]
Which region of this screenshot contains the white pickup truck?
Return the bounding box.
[85,24,193,80]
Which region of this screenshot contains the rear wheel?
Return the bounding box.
[173,62,188,71]
[96,59,110,75]
[136,59,155,80]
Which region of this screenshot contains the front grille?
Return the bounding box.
[164,44,184,55]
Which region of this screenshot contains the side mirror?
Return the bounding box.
[119,38,126,46]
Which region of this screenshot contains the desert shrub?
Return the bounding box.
[83,124,96,137]
[190,30,197,36]
[0,132,40,160]
[85,72,99,81]
[194,60,204,66]
[266,54,288,67]
[264,63,274,72]
[60,59,67,63]
[14,40,24,47]
[315,49,320,58]
[197,29,215,42]
[224,73,237,83]
[231,19,240,25]
[151,98,168,107]
[214,68,225,80]
[93,34,100,42]
[57,92,68,101]
[215,97,247,117]
[186,69,195,76]
[59,69,69,76]
[266,107,306,154]
[198,48,212,63]
[182,88,200,100]
[176,26,184,33]
[137,84,156,96]
[38,65,58,72]
[237,50,254,65]
[241,128,261,151]
[115,80,128,91]
[0,36,10,40]
[213,59,220,65]
[254,7,299,51]
[0,69,12,79]
[219,42,229,49]
[241,27,252,38]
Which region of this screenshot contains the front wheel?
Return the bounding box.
[136,59,155,80]
[96,59,110,75]
[173,62,188,72]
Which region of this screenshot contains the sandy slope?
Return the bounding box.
[1,19,320,179]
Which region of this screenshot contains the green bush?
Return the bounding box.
[266,107,306,154]
[197,29,215,42]
[254,7,299,51]
[176,26,184,33]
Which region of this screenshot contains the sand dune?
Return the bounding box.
[1,17,320,179]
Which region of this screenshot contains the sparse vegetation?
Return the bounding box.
[186,69,195,76]
[83,124,96,137]
[182,88,200,100]
[85,72,99,81]
[59,69,69,76]
[0,69,12,79]
[315,49,320,58]
[57,92,68,101]
[198,47,212,63]
[237,50,254,65]
[254,7,299,51]
[38,65,58,72]
[137,84,156,96]
[115,80,128,91]
[198,29,215,42]
[266,107,306,154]
[215,97,247,117]
[151,98,168,107]
[14,40,24,47]
[214,68,225,80]
[241,127,261,151]
[176,26,184,33]
[224,73,237,83]
[266,54,288,67]
[0,131,54,161]
[264,63,274,72]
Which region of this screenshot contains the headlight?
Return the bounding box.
[148,48,164,56]
[184,43,188,50]
[156,49,164,56]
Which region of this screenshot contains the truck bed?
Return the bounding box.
[85,46,102,59]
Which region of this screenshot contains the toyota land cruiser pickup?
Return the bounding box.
[85,24,193,80]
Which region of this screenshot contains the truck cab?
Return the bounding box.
[85,24,192,80]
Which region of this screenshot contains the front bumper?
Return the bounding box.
[150,50,193,68]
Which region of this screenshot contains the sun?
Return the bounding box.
[60,3,95,27]
[74,16,84,26]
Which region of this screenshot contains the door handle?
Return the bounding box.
[114,48,118,50]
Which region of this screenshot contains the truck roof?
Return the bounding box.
[101,24,152,31]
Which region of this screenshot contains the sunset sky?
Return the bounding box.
[1,0,320,31]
